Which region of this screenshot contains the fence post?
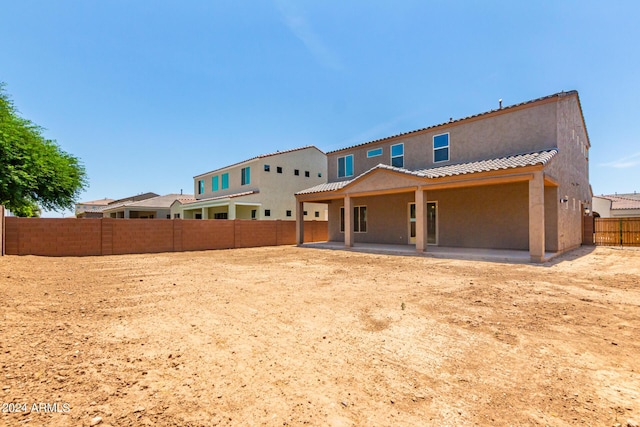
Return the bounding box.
[0,205,4,256]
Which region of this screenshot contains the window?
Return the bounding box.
[318,172,322,178]
[391,143,404,168]
[221,173,229,189]
[214,212,228,219]
[277,167,283,174]
[166,214,171,219]
[433,133,450,163]
[265,209,271,217]
[303,211,308,216]
[314,211,319,218]
[294,169,300,176]
[286,210,292,217]
[264,164,270,172]
[340,206,367,232]
[173,213,180,219]
[367,148,383,158]
[195,213,202,219]
[337,154,354,178]
[251,209,257,219]
[198,180,204,194]
[305,171,310,177]
[212,176,219,192]
[241,167,250,185]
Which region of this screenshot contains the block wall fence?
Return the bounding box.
[1,215,327,256]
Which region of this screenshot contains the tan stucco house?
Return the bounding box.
[295,91,591,262]
[172,146,328,220]
[592,194,640,218]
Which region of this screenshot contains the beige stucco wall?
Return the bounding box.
[191,147,327,221]
[549,94,591,252]
[327,100,558,182]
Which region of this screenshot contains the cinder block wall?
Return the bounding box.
[3,218,327,256]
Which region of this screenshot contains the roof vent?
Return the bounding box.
[498,99,503,109]
[449,117,453,122]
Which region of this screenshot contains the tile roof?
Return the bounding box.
[179,191,258,206]
[418,149,558,178]
[296,149,558,195]
[194,146,324,178]
[328,91,579,154]
[598,195,640,210]
[102,194,194,211]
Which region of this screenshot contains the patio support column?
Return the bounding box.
[227,202,236,220]
[415,187,427,253]
[344,195,353,247]
[529,171,545,263]
[201,207,208,220]
[124,209,130,219]
[295,199,305,245]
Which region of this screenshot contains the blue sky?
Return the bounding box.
[1,1,639,216]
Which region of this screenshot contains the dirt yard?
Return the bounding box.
[0,246,638,426]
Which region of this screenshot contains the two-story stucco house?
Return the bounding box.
[295,91,591,262]
[172,146,328,221]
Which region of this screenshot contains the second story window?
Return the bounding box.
[212,176,219,192]
[198,179,204,194]
[367,148,382,158]
[241,167,250,185]
[337,154,354,178]
[391,143,404,168]
[294,169,300,176]
[264,164,270,172]
[221,172,229,189]
[434,133,450,163]
[277,167,283,174]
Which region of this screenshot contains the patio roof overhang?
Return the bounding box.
[296,149,559,203]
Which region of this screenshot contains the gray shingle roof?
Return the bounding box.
[296,149,558,195]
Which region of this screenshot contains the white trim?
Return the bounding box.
[433,132,450,163]
[391,143,404,168]
[337,154,354,178]
[367,147,383,158]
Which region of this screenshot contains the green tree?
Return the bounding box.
[0,83,87,216]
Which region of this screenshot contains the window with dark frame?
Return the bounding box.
[264,164,270,172]
[265,209,271,217]
[286,210,292,217]
[294,169,299,176]
[305,171,310,177]
[277,167,283,173]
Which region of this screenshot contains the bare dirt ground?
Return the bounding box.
[1,246,639,427]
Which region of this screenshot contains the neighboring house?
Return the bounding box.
[102,193,193,219]
[75,198,114,218]
[295,91,591,262]
[75,193,158,218]
[592,193,640,218]
[172,146,328,221]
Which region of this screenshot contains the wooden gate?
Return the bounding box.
[594,218,640,246]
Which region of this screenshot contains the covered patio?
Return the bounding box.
[295,150,561,263]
